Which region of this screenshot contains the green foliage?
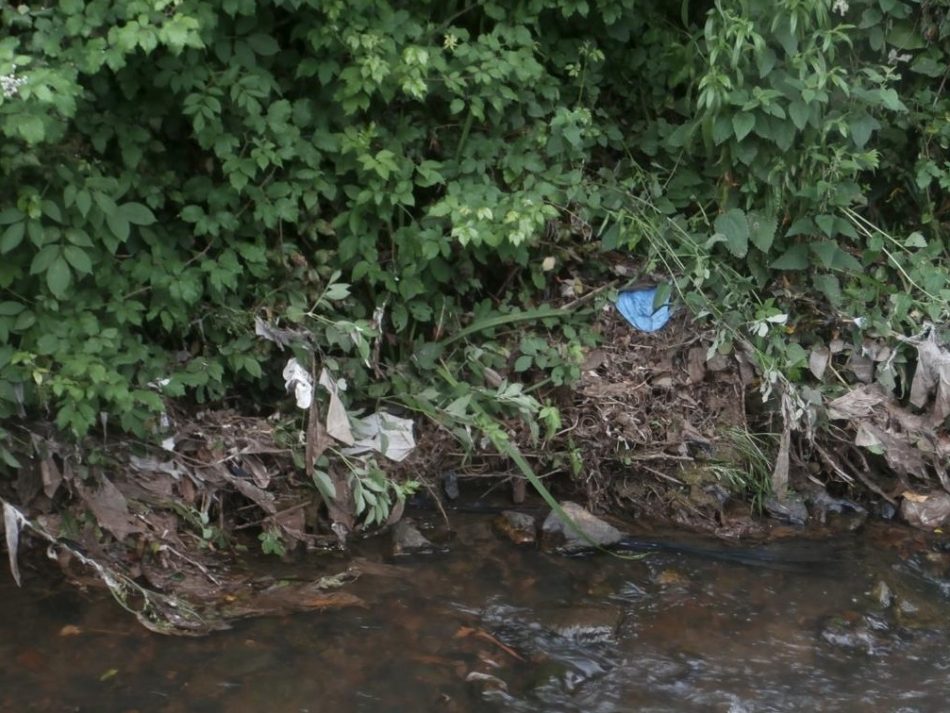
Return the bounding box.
[0,0,947,496]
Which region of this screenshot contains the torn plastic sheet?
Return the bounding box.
[282,358,313,410]
[615,287,671,332]
[318,368,355,445]
[344,411,415,462]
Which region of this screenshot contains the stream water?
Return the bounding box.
[2,512,950,712]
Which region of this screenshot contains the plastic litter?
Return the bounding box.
[344,411,415,462]
[615,287,671,332]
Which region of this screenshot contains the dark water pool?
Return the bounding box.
[2,514,949,712]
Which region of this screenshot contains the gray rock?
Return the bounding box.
[392,518,434,555]
[541,501,623,552]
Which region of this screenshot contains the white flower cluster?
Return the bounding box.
[832,0,849,16]
[1,73,26,99]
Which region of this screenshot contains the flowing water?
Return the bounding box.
[2,513,950,712]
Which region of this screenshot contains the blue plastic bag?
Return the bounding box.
[615,287,671,332]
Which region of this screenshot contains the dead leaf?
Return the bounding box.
[827,385,888,420]
[900,492,950,529]
[809,346,831,381]
[847,353,874,383]
[909,332,950,423]
[74,475,144,541]
[686,347,706,384]
[856,423,928,480]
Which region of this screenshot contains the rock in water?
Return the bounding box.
[392,519,434,556]
[493,511,537,545]
[764,495,809,526]
[541,501,623,552]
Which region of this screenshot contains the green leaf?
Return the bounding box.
[42,200,63,223]
[118,202,156,226]
[106,213,131,242]
[323,283,350,301]
[910,56,945,78]
[788,101,809,130]
[75,191,92,218]
[850,113,880,149]
[0,301,24,316]
[46,257,72,297]
[731,113,755,142]
[813,274,842,307]
[785,217,815,237]
[815,214,836,237]
[247,33,280,56]
[653,282,672,311]
[904,232,927,249]
[713,208,749,258]
[312,470,337,501]
[63,245,92,274]
[0,222,25,253]
[712,116,732,145]
[747,211,777,253]
[514,355,533,372]
[771,244,809,270]
[0,209,24,225]
[18,116,45,143]
[26,221,44,247]
[30,245,59,274]
[809,240,839,268]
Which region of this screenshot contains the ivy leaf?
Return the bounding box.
[46,257,72,298]
[514,355,533,372]
[747,211,777,253]
[771,244,809,270]
[118,202,156,226]
[0,222,25,254]
[731,113,755,142]
[64,245,93,274]
[714,208,749,258]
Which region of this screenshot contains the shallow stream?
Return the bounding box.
[3,512,950,712]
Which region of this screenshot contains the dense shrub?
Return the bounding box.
[0,0,946,445]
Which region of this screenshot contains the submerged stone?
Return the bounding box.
[493,510,537,545]
[392,519,434,556]
[764,495,809,526]
[541,501,623,552]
